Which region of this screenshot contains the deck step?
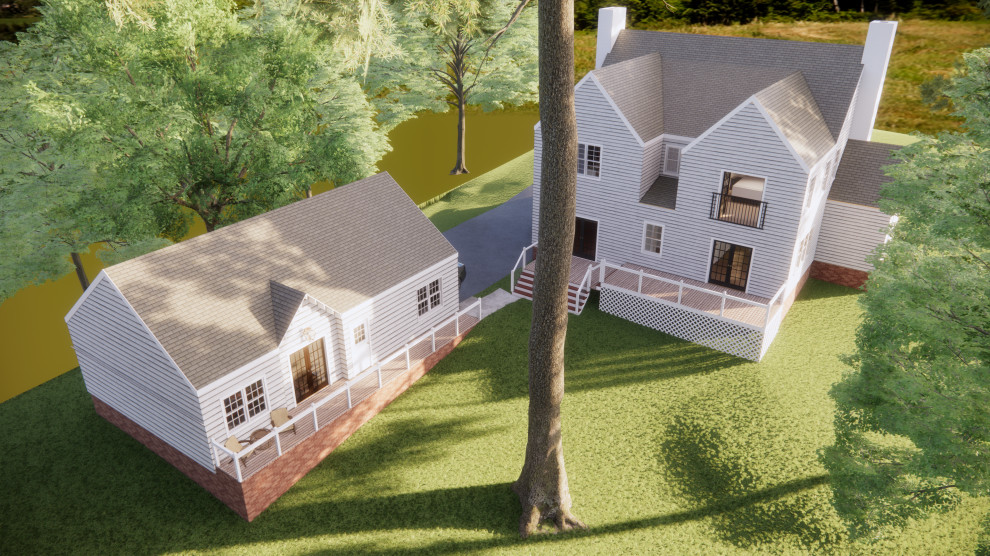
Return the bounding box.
[514,269,591,314]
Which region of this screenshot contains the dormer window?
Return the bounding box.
[578,143,601,177]
[663,145,681,176]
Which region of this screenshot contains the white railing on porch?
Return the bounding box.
[510,242,538,295]
[599,262,786,330]
[211,298,483,482]
[572,263,597,315]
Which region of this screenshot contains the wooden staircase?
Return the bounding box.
[513,268,590,315]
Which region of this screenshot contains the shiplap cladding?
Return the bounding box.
[531,124,542,245]
[641,140,664,198]
[532,89,809,298]
[341,254,459,375]
[65,275,213,470]
[198,299,342,446]
[788,78,861,283]
[816,201,893,271]
[663,102,809,297]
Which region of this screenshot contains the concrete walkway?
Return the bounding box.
[443,186,533,301]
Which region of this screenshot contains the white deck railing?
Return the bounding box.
[510,242,538,295]
[211,299,483,482]
[599,262,787,330]
[572,263,597,315]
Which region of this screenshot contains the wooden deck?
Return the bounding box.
[215,309,481,481]
[602,263,771,328]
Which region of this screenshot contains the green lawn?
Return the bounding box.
[421,150,533,232]
[2,281,987,554]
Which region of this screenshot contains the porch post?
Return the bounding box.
[312,406,319,430]
[720,290,727,316]
[274,430,283,456]
[405,343,411,370]
[678,280,684,304]
[234,456,243,482]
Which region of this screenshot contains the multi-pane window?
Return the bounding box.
[224,391,246,429]
[577,143,602,177]
[643,223,663,255]
[245,380,266,418]
[353,323,366,344]
[223,379,267,430]
[663,145,681,176]
[417,279,441,316]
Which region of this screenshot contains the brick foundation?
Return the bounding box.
[92,326,473,521]
[809,260,869,289]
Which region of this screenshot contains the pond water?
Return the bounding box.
[0,106,539,403]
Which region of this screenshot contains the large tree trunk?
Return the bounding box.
[450,94,469,175]
[512,0,585,538]
[70,252,90,292]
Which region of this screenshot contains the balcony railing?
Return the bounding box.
[710,193,768,229]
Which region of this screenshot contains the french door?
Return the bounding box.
[290,339,330,403]
[708,240,753,292]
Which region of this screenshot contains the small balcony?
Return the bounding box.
[710,192,768,230]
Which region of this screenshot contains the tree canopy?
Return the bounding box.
[821,47,990,540]
[0,0,389,298]
[366,0,538,174]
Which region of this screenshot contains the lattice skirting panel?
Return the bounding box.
[600,286,767,362]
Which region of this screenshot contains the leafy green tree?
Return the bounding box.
[374,0,538,175]
[0,0,388,297]
[821,47,990,539]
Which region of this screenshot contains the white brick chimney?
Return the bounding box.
[595,7,627,69]
[849,20,898,141]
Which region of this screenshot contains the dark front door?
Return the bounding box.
[290,339,329,402]
[573,217,598,261]
[709,240,753,291]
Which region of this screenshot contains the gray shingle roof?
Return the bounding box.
[104,172,456,390]
[829,139,902,208]
[639,175,678,209]
[270,281,306,345]
[603,29,864,139]
[593,53,664,142]
[755,71,836,168]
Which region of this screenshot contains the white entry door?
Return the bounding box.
[350,321,373,372]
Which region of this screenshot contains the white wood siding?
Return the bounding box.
[786,75,862,285]
[815,200,893,271]
[197,299,343,446]
[341,254,459,376]
[669,102,809,297]
[641,140,664,197]
[65,275,213,470]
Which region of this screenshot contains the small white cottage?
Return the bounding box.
[64,172,465,518]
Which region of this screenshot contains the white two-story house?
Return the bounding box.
[511,7,901,361]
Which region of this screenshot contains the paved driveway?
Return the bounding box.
[443,186,533,301]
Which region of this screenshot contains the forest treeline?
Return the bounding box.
[3,1,989,40]
[575,0,987,27]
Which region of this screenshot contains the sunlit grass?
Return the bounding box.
[421,150,533,232]
[2,280,987,554]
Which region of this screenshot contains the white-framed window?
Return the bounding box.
[417,278,442,316]
[353,323,366,344]
[577,143,601,177]
[642,222,663,256]
[663,145,681,176]
[223,379,266,430]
